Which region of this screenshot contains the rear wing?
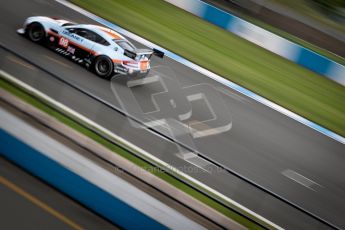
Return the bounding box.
[153,48,164,58]
[124,48,164,60]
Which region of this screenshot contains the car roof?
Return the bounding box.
[77,24,126,41]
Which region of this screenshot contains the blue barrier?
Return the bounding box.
[0,129,167,230]
[165,0,345,86]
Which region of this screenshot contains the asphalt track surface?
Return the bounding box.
[0,0,344,229]
[0,157,119,230]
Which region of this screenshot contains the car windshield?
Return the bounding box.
[61,23,76,27]
[115,40,135,51]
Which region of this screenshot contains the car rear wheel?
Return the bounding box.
[93,56,114,79]
[27,22,46,43]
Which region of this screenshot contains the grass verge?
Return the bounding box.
[0,76,267,229]
[71,0,345,137]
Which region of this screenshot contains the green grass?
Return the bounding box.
[0,77,269,229]
[72,0,345,137]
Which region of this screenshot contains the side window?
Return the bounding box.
[65,28,109,46]
[66,28,85,37]
[116,40,135,51]
[66,28,76,33]
[94,33,110,46]
[76,29,96,41]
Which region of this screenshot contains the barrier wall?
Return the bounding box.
[165,0,345,86]
[0,130,167,230]
[0,104,205,230]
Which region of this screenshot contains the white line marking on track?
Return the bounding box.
[176,152,211,173]
[217,87,250,103]
[282,169,323,191]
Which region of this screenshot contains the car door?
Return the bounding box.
[59,27,96,59]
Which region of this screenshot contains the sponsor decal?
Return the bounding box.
[67,46,75,54]
[62,30,84,42]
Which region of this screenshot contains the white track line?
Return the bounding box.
[282,169,323,191]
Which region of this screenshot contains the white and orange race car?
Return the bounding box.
[17,16,164,79]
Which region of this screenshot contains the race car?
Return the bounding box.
[17,16,164,79]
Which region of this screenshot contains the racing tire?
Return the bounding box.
[26,22,46,44]
[93,56,114,79]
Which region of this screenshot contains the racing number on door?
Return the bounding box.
[59,37,69,48]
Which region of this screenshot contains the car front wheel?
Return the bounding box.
[26,22,46,43]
